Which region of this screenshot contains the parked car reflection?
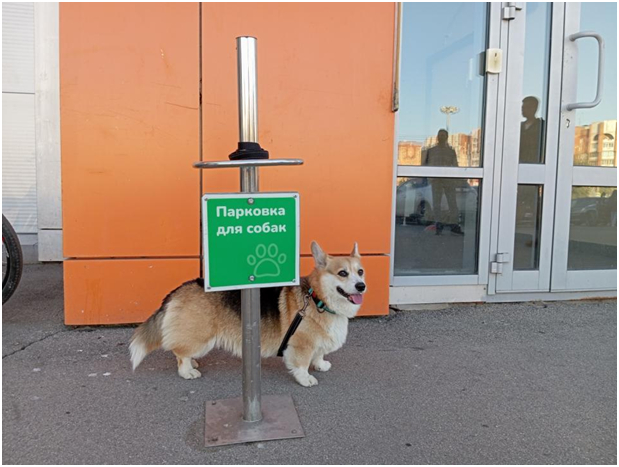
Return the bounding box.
[570,190,617,226]
[571,197,603,226]
[395,177,478,227]
[394,176,481,276]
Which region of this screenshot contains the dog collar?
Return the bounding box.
[276,286,337,357]
[308,287,337,315]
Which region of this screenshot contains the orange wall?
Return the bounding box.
[61,3,201,258]
[64,256,389,325]
[61,3,395,324]
[200,3,395,256]
[64,259,200,325]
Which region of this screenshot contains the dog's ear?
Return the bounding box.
[311,241,328,269]
[351,242,360,258]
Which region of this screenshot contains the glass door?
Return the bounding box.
[391,2,500,288]
[494,3,564,292]
[494,2,617,294]
[551,2,617,291]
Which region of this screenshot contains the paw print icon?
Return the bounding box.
[247,244,287,278]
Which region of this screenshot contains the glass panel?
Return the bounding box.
[394,178,481,275]
[568,187,617,270]
[397,3,487,167]
[518,3,551,164]
[513,185,543,270]
[573,3,617,167]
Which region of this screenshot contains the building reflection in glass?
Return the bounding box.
[398,127,482,168]
[573,120,617,167]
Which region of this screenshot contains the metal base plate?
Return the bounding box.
[204,394,304,447]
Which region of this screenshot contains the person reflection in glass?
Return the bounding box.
[517,97,545,254]
[422,129,463,235]
[519,96,545,164]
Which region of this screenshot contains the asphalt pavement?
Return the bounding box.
[2,264,616,464]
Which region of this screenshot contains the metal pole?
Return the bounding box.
[200,37,304,447]
[237,36,258,143]
[237,36,262,423]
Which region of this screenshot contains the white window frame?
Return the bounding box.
[34,2,63,261]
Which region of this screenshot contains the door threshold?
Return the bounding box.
[390,285,616,305]
[486,289,616,303]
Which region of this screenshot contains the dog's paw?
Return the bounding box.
[191,359,199,369]
[179,368,202,380]
[314,360,331,372]
[296,374,318,387]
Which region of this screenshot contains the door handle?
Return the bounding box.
[566,31,605,110]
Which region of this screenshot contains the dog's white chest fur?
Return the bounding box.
[320,316,348,354]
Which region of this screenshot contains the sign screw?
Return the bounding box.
[248,198,254,205]
[249,275,255,282]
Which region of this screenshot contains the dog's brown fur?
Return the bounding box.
[129,241,366,386]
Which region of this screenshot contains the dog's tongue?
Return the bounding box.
[350,294,364,305]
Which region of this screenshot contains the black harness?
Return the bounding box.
[276,281,336,357]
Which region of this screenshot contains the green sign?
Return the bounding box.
[202,193,300,291]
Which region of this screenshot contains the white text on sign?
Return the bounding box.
[216,224,288,236]
[216,207,287,219]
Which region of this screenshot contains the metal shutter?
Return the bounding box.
[2,2,37,234]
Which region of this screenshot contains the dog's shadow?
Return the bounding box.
[134,347,299,386]
[195,349,290,382]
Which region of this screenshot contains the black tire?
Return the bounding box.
[417,200,431,225]
[586,211,597,227]
[417,200,428,218]
[3,215,23,304]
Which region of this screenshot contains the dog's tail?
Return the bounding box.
[129,310,164,371]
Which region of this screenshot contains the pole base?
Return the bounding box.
[204,394,304,447]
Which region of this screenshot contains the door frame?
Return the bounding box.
[492,3,565,293]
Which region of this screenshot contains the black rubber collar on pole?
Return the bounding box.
[229,141,269,160]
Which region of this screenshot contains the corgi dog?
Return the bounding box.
[129,241,366,387]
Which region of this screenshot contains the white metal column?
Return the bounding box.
[493,3,565,293]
